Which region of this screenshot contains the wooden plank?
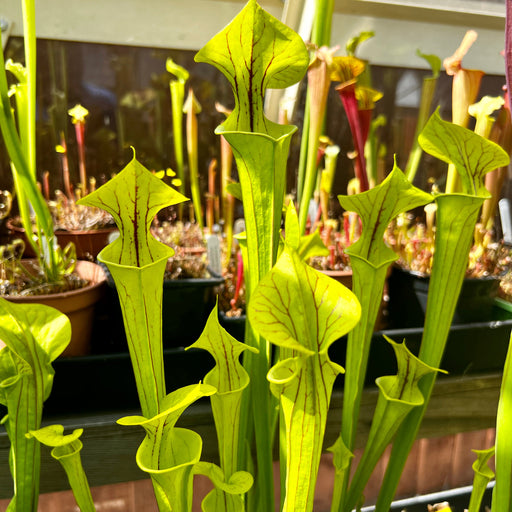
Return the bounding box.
[0,372,502,497]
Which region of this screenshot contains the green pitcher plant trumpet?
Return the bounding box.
[167,57,189,213]
[1,2,512,512]
[195,2,309,506]
[118,383,217,512]
[342,337,444,512]
[331,162,433,511]
[0,299,71,511]
[27,425,95,512]
[78,153,188,418]
[376,109,510,511]
[249,203,361,512]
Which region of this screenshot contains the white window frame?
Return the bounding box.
[1,0,506,74]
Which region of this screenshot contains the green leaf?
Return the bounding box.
[468,95,504,122]
[27,425,96,512]
[226,181,242,201]
[195,462,253,495]
[201,489,245,512]
[166,58,190,83]
[249,245,360,511]
[333,164,432,509]
[167,58,188,207]
[27,425,83,447]
[416,49,442,78]
[195,3,309,508]
[284,201,300,251]
[188,303,257,478]
[0,32,61,281]
[217,126,295,508]
[0,298,71,511]
[468,447,494,512]
[250,245,360,355]
[469,95,504,138]
[320,144,340,194]
[78,154,188,419]
[195,461,253,512]
[346,31,375,57]
[327,436,354,510]
[345,338,442,511]
[492,332,512,512]
[78,152,187,268]
[118,383,216,512]
[298,229,329,261]
[418,108,510,196]
[339,161,433,266]
[377,109,508,511]
[195,0,309,134]
[404,62,438,183]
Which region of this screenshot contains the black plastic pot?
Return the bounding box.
[328,310,512,388]
[161,273,224,345]
[98,264,224,350]
[218,311,246,341]
[387,266,501,329]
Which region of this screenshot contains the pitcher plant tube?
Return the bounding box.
[195,2,309,507]
[375,109,509,511]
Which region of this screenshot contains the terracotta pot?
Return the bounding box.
[5,260,107,357]
[7,218,117,260]
[53,228,118,260]
[320,269,353,289]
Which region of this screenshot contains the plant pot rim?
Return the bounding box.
[393,264,504,282]
[162,273,224,288]
[55,227,118,235]
[4,259,107,304]
[7,217,116,235]
[319,268,352,276]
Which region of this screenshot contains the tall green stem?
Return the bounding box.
[195,3,309,508]
[0,0,60,281]
[405,50,441,183]
[167,58,189,219]
[492,335,512,511]
[22,0,36,180]
[404,78,437,183]
[311,0,334,47]
[375,110,509,511]
[297,0,334,233]
[329,165,432,512]
[78,156,188,418]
